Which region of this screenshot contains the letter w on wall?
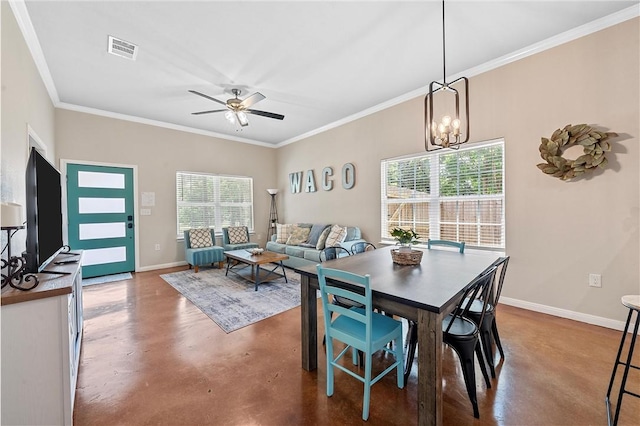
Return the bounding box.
[289,172,303,193]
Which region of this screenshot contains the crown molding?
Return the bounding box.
[8,0,59,104]
[11,0,639,148]
[278,4,640,147]
[56,103,275,148]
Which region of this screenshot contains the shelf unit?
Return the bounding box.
[1,253,83,425]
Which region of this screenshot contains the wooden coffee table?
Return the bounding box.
[224,249,289,291]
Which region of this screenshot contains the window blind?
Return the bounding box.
[176,172,254,236]
[381,140,504,249]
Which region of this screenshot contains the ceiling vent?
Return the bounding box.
[107,35,138,60]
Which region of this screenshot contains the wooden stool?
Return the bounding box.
[606,295,640,426]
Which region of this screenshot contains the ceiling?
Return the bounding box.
[18,1,639,146]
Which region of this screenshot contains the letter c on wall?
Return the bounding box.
[322,167,333,191]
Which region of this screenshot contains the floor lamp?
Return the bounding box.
[267,189,278,242]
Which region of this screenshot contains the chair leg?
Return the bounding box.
[404,321,418,383]
[492,319,505,359]
[395,337,405,389]
[194,265,199,273]
[480,319,496,378]
[475,340,492,389]
[363,351,373,421]
[449,340,481,418]
[326,340,335,398]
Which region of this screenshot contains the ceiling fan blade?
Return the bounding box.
[191,109,227,115]
[240,92,266,108]
[246,109,285,120]
[188,90,227,106]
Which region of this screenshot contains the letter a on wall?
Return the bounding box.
[304,170,317,193]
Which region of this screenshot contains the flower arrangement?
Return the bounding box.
[390,227,419,245]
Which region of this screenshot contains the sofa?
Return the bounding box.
[265,223,367,269]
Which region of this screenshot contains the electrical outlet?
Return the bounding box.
[589,273,602,288]
[155,244,160,251]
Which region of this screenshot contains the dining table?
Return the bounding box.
[295,245,500,426]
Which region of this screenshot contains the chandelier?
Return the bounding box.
[425,0,469,151]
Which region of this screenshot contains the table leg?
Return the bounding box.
[254,265,261,291]
[417,308,443,426]
[301,274,317,371]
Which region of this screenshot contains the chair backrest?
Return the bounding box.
[221,226,250,245]
[428,239,465,253]
[321,246,352,262]
[445,266,497,335]
[316,265,373,344]
[491,256,510,305]
[184,229,215,249]
[351,242,376,254]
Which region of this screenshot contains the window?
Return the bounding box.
[176,172,254,237]
[381,140,504,249]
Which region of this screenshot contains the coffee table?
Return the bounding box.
[224,249,289,291]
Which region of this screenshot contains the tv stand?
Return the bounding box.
[1,252,83,425]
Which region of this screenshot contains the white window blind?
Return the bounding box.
[176,172,254,237]
[381,140,504,249]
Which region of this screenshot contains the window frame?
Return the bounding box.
[381,139,505,250]
[176,171,254,238]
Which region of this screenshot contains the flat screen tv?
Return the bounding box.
[25,147,64,273]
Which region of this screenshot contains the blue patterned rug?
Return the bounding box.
[160,267,307,333]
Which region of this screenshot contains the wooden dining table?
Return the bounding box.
[295,246,500,426]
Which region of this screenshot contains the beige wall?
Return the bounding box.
[55,110,278,268]
[2,0,638,326]
[1,1,56,255]
[276,18,640,322]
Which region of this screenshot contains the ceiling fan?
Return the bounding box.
[189,89,285,127]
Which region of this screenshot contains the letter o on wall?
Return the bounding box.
[342,163,355,190]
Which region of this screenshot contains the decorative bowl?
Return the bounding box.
[246,248,264,255]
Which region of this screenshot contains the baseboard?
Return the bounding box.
[501,297,628,332]
[137,261,187,272]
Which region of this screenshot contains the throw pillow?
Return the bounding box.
[316,226,333,250]
[189,228,213,248]
[276,223,293,244]
[286,225,311,246]
[227,226,249,244]
[307,224,329,246]
[325,225,347,247]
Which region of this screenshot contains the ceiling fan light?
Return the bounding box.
[225,111,235,123]
[237,111,248,126]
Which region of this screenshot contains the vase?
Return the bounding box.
[399,244,412,253]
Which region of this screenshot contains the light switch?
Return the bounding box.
[140,209,151,216]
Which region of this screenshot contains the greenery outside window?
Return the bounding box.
[176,172,254,237]
[381,140,504,249]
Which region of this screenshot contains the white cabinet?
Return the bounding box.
[1,256,83,425]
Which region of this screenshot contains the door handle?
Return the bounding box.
[128,223,133,229]
[128,215,133,221]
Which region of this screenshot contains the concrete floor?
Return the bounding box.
[74,267,639,425]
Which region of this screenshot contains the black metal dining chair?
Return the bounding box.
[350,241,376,254]
[464,256,510,378]
[404,266,496,418]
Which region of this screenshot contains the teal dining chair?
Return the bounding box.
[316,264,404,421]
[427,238,466,252]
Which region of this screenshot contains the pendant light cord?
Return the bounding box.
[441,0,446,86]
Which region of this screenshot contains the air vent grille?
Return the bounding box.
[108,36,138,60]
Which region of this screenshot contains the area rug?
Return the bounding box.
[83,272,133,287]
[160,267,307,333]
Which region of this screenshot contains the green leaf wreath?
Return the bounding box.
[537,124,617,181]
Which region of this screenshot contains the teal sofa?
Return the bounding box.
[266,224,366,269]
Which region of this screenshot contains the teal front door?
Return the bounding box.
[66,163,135,278]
